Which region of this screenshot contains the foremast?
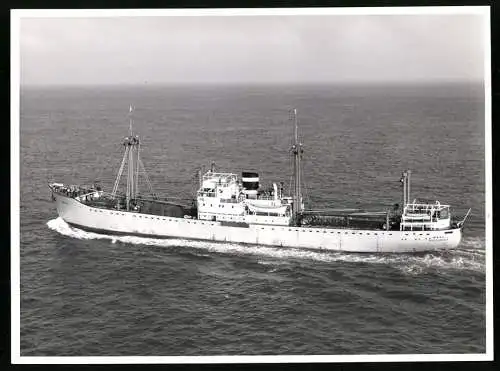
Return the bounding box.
[290,109,304,226]
[111,105,155,211]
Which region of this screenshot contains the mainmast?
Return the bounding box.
[290,109,304,225]
[126,105,140,211]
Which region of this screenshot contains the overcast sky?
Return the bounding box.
[19,13,486,86]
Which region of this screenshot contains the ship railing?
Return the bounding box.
[404,203,450,211]
[76,190,102,199]
[197,191,217,198]
[402,214,432,220]
[53,184,102,199]
[256,195,276,201]
[400,223,450,231]
[202,173,237,181]
[248,211,288,217]
[304,209,388,216]
[401,220,447,225]
[220,198,239,203]
[402,218,434,224]
[90,191,192,205]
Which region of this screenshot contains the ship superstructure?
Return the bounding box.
[197,169,291,226]
[49,108,470,253]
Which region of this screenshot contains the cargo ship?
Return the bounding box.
[49,108,470,253]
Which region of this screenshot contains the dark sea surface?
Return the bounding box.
[19,83,486,356]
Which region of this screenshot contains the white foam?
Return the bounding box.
[47,217,484,274]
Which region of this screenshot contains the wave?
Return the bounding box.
[47,217,485,275]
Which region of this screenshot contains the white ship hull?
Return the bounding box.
[54,194,462,253]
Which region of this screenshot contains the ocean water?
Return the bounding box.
[19,83,486,356]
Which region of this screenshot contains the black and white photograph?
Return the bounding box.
[11,7,491,363]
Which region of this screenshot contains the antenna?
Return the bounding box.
[129,105,134,136]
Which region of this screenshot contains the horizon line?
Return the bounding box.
[20,80,485,88]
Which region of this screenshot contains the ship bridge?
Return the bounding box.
[198,171,240,198]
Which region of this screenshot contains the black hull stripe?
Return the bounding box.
[64,221,255,246]
[66,221,175,240]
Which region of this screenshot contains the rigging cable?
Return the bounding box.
[112,145,129,198]
[135,141,140,197]
[138,157,157,199]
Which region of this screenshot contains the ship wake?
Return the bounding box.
[47,217,485,275]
